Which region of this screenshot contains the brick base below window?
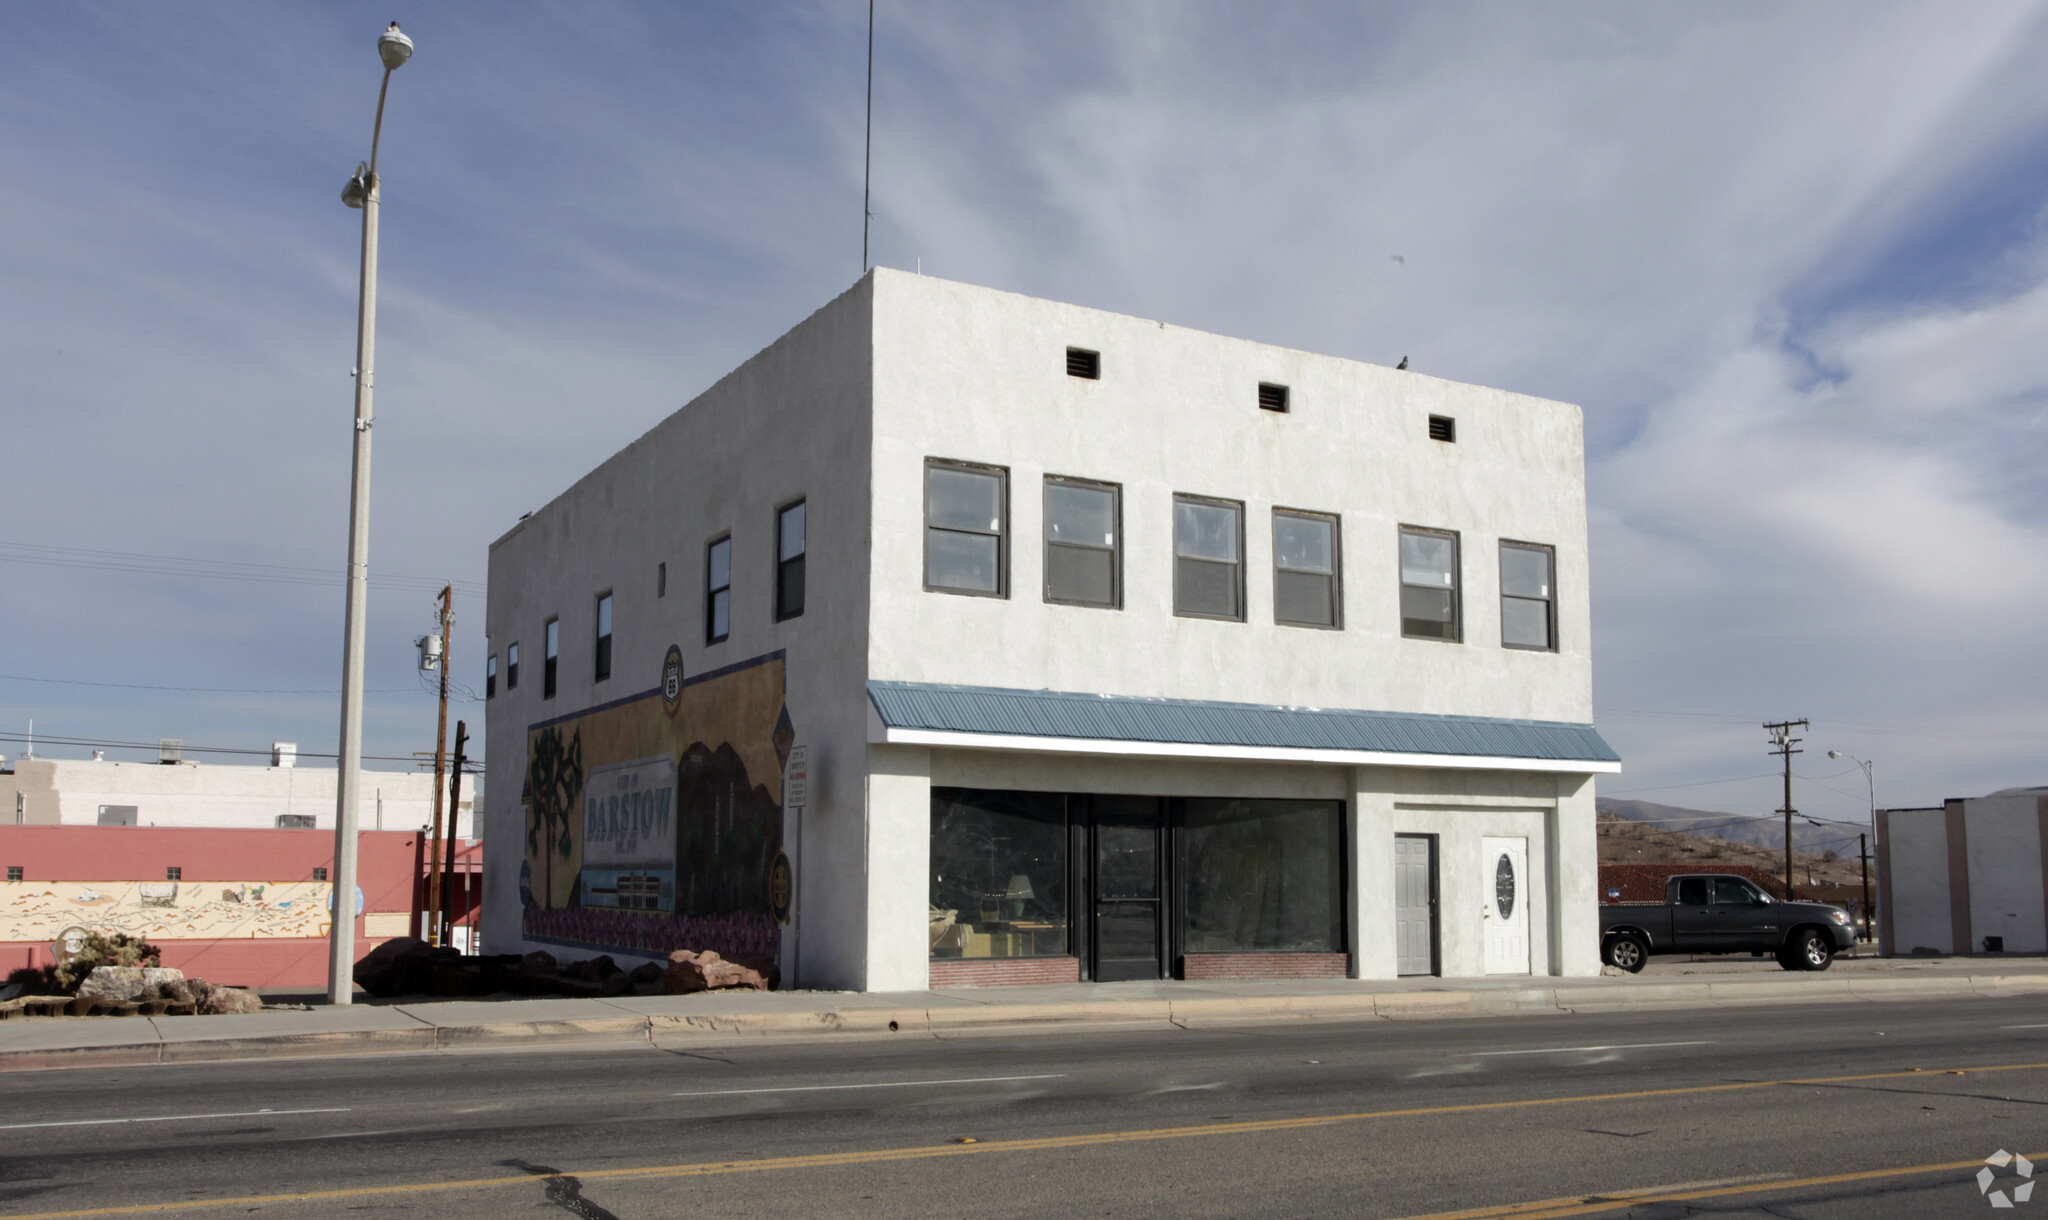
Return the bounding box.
[1181,953,1351,980]
[929,957,1082,988]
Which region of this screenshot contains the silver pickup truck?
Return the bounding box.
[1599,873,1857,973]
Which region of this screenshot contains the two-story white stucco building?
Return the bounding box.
[481,271,1619,991]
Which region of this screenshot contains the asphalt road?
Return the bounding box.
[5,995,2048,1219]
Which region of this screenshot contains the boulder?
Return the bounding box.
[658,949,771,994]
[199,986,264,1015]
[353,937,432,998]
[76,966,187,1002]
[628,961,664,985]
[575,955,620,983]
[520,950,559,976]
[599,972,636,996]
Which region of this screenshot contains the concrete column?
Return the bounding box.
[1553,772,1600,977]
[864,744,931,992]
[1350,768,1396,979]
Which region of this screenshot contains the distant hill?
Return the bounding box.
[1596,797,1849,854]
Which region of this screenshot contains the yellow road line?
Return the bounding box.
[1392,1152,2041,1219]
[10,1061,2044,1219]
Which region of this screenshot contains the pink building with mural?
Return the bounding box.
[1,827,479,988]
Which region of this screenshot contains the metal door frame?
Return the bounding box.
[1086,796,1168,982]
[1395,832,1440,977]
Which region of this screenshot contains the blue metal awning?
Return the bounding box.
[867,680,1619,769]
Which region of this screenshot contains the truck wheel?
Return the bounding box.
[1788,929,1834,972]
[1604,934,1649,973]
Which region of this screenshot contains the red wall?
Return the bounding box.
[1,827,481,990]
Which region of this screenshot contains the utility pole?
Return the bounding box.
[443,720,468,951]
[1764,719,1808,900]
[423,585,452,946]
[1859,832,1872,943]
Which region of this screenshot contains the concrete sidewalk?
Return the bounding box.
[5,954,2045,1072]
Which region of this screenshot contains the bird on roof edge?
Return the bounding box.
[1396,356,1409,370]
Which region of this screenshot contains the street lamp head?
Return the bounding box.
[377,23,414,71]
[1827,750,1840,760]
[341,161,370,209]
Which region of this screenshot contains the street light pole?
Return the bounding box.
[1829,750,1876,944]
[327,23,414,1007]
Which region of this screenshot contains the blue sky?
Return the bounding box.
[2,2,2044,832]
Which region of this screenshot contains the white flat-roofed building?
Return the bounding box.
[483,270,1619,991]
[1,754,474,837]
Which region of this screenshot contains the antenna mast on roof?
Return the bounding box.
[863,0,874,272]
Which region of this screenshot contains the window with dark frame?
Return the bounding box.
[1044,477,1119,607]
[1066,347,1100,379]
[506,642,519,691]
[776,501,806,620]
[1273,510,1340,628]
[1258,383,1290,412]
[1428,414,1456,442]
[593,592,613,682]
[166,867,181,881]
[486,654,497,699]
[926,461,1007,596]
[1399,528,1460,641]
[543,618,559,698]
[1174,495,1244,621]
[1500,542,1556,651]
[6,867,22,882]
[314,867,327,881]
[706,535,732,644]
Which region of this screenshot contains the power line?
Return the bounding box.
[0,730,483,769]
[1597,705,2042,741]
[1,673,420,695]
[0,541,482,598]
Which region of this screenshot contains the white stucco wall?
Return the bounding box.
[865,270,1592,723]
[482,278,875,984]
[1,758,466,835]
[1885,808,1953,955]
[1967,796,2047,955]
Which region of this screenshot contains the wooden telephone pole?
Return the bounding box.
[1764,719,1808,900]
[424,585,453,946]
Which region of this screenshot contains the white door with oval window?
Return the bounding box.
[1481,836,1531,975]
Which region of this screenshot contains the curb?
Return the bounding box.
[4,971,2044,1071]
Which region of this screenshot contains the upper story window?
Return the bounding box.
[926,460,1007,597]
[1500,542,1556,651]
[706,535,732,644]
[543,618,559,698]
[593,593,613,682]
[486,654,497,699]
[657,562,667,599]
[1273,510,1340,628]
[1044,477,1119,608]
[166,867,182,881]
[777,500,806,620]
[1399,527,1460,641]
[1173,495,1244,621]
[506,642,519,691]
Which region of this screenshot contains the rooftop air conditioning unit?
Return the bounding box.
[158,738,182,765]
[272,742,298,768]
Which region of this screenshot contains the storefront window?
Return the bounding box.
[1182,799,1343,954]
[930,789,1068,959]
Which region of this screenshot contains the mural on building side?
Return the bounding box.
[1,880,338,947]
[521,649,789,961]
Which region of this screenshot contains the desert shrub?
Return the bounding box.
[53,932,163,994]
[6,964,60,994]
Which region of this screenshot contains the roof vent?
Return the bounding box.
[158,738,183,765]
[1258,383,1289,413]
[1428,415,1456,443]
[272,742,298,769]
[1066,347,1100,380]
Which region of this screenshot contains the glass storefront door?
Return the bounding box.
[1091,797,1164,981]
